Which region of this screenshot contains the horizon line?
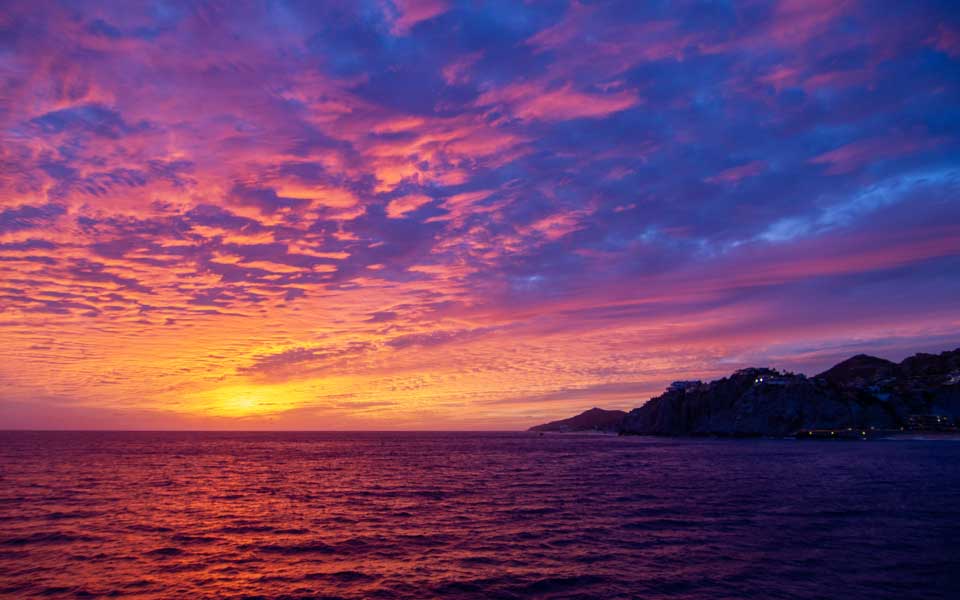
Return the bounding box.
[0,428,532,433]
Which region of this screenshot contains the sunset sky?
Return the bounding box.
[1,0,958,430]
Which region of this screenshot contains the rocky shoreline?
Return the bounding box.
[529,348,960,438]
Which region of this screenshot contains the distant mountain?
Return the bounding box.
[619,348,960,437]
[531,348,960,437]
[528,407,626,433]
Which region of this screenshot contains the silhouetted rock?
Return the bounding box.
[618,348,960,437]
[529,407,626,433]
[900,349,960,382]
[817,354,898,387]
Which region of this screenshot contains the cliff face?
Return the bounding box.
[620,348,960,437]
[529,407,626,433]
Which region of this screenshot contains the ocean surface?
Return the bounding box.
[1,432,959,599]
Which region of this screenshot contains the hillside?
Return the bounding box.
[528,407,627,433]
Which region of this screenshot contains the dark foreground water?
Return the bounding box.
[1,432,959,600]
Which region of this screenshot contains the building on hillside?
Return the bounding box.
[668,380,702,392]
[906,414,958,432]
[754,374,792,386]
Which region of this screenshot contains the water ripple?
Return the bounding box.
[0,432,958,599]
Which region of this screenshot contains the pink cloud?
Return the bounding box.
[705,0,856,55]
[388,0,448,35]
[801,68,872,92]
[476,81,639,121]
[526,3,687,74]
[930,24,960,57]
[441,51,482,85]
[386,194,433,218]
[706,160,766,184]
[809,133,944,174]
[764,0,855,46]
[519,210,589,242]
[758,65,803,92]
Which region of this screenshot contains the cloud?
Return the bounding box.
[385,326,499,350]
[809,133,944,175]
[386,194,433,218]
[760,168,960,242]
[486,381,658,407]
[476,81,640,121]
[29,103,151,139]
[239,342,376,377]
[706,161,766,184]
[388,0,449,35]
[0,203,66,234]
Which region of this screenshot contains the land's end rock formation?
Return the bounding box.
[817,354,899,387]
[609,348,960,437]
[528,407,626,433]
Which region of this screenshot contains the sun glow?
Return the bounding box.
[199,384,307,418]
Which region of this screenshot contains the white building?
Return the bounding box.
[668,380,702,392]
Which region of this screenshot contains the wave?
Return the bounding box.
[145,546,185,556]
[1,432,957,600]
[0,531,98,546]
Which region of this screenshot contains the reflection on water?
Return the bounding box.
[1,432,958,599]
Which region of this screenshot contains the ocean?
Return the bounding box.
[1,431,958,599]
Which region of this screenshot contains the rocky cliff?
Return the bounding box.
[617,348,960,437]
[529,407,626,433]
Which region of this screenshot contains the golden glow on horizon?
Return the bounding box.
[203,385,302,418]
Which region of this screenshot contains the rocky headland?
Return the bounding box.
[528,407,626,433]
[529,348,960,438]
